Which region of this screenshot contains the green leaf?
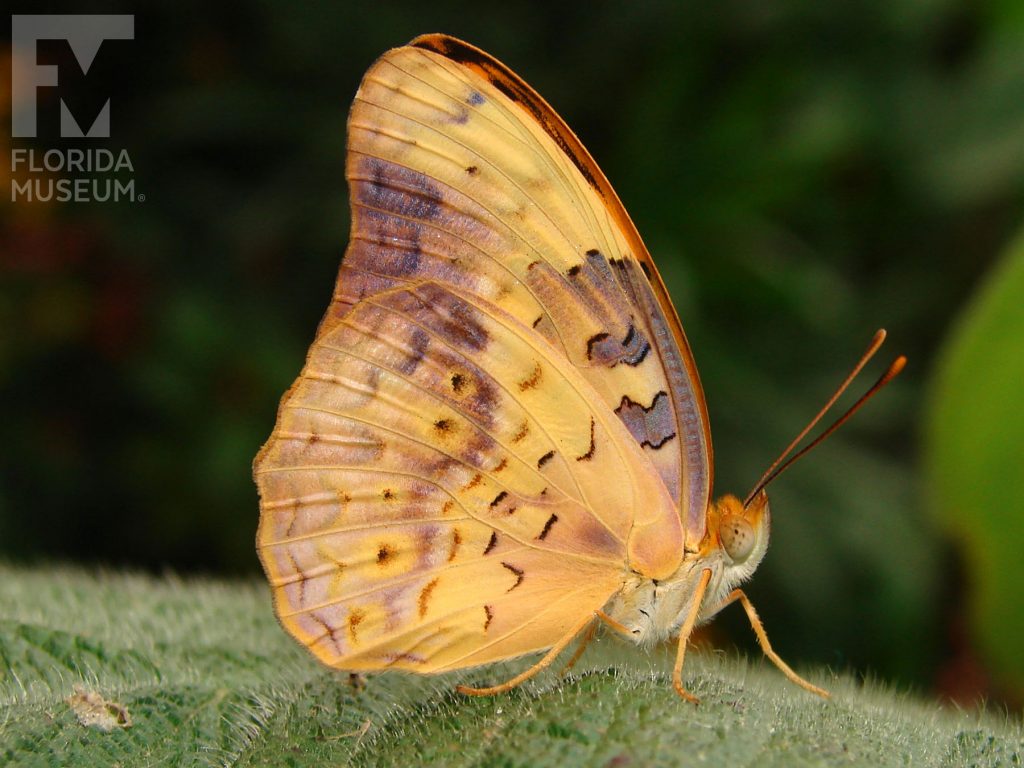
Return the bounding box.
[1,564,1020,766]
[925,228,1024,694]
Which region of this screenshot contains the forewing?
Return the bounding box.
[320,35,712,545]
[255,283,681,672]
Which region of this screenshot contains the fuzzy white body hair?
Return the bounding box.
[603,503,771,646]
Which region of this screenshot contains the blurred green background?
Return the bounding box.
[3,1,1023,708]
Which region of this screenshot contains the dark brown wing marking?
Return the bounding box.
[501,561,525,591]
[586,325,650,367]
[511,420,529,443]
[483,531,498,555]
[489,490,519,515]
[615,391,678,450]
[536,514,559,540]
[607,256,711,539]
[518,361,543,391]
[348,157,444,282]
[448,529,462,561]
[575,418,596,461]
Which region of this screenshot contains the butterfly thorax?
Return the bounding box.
[604,492,771,646]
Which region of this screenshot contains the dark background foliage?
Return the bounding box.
[3,1,1022,706]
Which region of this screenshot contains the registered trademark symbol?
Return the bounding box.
[137,193,145,202]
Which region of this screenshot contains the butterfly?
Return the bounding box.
[253,34,904,702]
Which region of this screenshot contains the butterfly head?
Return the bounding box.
[711,489,770,581]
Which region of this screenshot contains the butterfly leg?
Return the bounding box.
[558,609,639,676]
[711,588,830,699]
[594,609,636,637]
[456,612,597,697]
[559,618,598,676]
[671,568,712,704]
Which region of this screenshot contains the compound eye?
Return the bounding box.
[719,515,755,563]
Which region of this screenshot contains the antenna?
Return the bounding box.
[742,330,906,508]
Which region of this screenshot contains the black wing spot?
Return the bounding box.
[625,342,651,367]
[537,450,555,469]
[617,391,666,414]
[490,491,508,508]
[537,514,559,541]
[615,391,677,449]
[587,324,650,367]
[644,431,677,449]
[567,264,582,277]
[622,324,636,346]
[483,531,498,555]
[501,562,525,591]
[575,418,596,461]
[586,332,611,360]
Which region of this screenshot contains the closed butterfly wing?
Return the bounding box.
[255,283,681,672]
[321,35,712,546]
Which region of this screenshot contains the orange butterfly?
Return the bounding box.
[254,34,904,702]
